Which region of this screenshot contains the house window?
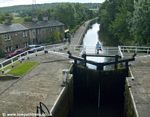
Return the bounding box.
[37,29,40,35]
[16,45,19,49]
[23,31,28,37]
[32,30,36,37]
[3,34,11,41]
[24,42,28,48]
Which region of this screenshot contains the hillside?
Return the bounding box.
[0,3,101,13]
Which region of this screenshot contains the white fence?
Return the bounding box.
[119,46,150,53]
[0,46,45,74]
[118,46,150,58]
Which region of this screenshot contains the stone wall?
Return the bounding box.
[124,79,138,117]
[50,78,73,117]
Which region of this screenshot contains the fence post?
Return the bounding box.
[97,64,103,70]
[147,48,149,54]
[1,63,4,74]
[19,54,22,63]
[11,58,14,68]
[125,61,129,73]
[114,55,119,70]
[27,51,29,59]
[135,46,137,53]
[35,49,38,56]
[82,53,86,67]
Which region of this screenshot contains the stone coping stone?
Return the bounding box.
[0,75,19,81]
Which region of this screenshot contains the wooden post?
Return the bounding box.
[114,55,119,70]
[82,53,86,67]
[97,64,103,70]
[11,58,14,68]
[125,61,129,75]
[74,59,77,65]
[35,50,38,56]
[19,55,22,63]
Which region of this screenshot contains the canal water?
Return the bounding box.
[83,23,105,69]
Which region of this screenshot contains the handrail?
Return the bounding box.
[36,102,51,117]
[118,45,150,57]
[120,45,150,49]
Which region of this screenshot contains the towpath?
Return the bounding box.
[127,56,150,117]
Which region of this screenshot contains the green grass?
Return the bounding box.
[12,17,24,23]
[0,61,20,72]
[7,61,38,76]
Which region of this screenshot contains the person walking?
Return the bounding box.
[96,41,101,54]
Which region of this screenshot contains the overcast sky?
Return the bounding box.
[0,0,105,7]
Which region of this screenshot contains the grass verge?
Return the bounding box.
[7,61,38,76]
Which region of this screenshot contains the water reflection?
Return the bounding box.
[83,23,105,69]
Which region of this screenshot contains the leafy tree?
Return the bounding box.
[99,0,123,45]
[44,31,62,44]
[99,0,134,46]
[109,0,134,45]
[99,0,150,46]
[130,1,150,45]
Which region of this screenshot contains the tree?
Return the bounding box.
[99,0,134,46]
[130,1,150,45]
[109,0,134,45]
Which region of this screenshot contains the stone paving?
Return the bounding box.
[0,53,70,115]
[126,54,150,117]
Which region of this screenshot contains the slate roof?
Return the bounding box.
[0,23,28,34]
[23,20,64,29]
[0,20,64,34]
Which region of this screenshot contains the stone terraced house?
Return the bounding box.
[23,18,65,44]
[0,18,65,53]
[0,23,29,53]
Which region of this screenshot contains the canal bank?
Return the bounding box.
[70,18,98,46]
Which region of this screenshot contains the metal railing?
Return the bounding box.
[36,102,51,117]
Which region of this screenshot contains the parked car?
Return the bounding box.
[6,48,25,58]
[27,45,44,53]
